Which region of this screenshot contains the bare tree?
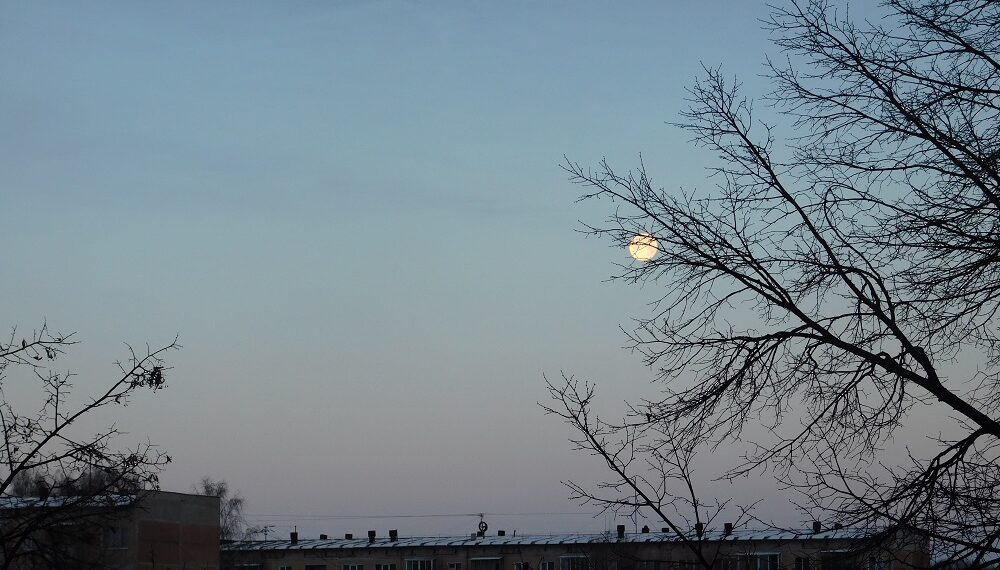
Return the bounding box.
[194,477,262,542]
[0,323,176,569]
[551,0,1000,567]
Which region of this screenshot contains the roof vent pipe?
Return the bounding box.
[389,529,398,542]
[290,531,298,545]
[368,530,377,543]
[812,521,822,534]
[617,525,626,540]
[724,523,733,536]
[641,525,650,533]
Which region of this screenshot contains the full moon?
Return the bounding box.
[628,233,659,261]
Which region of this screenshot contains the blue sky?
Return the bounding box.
[2,1,826,537]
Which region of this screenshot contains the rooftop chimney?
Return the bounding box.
[641,525,650,533]
[477,530,485,537]
[812,521,822,534]
[833,523,843,530]
[389,529,398,542]
[661,528,668,533]
[617,525,626,540]
[320,534,328,540]
[724,523,733,536]
[290,531,299,545]
[695,523,704,537]
[498,530,506,536]
[345,533,353,540]
[368,530,377,543]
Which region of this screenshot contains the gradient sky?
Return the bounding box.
[1,1,870,539]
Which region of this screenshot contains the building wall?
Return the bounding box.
[130,490,221,570]
[1,490,220,570]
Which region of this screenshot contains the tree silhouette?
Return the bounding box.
[194,477,262,542]
[0,323,176,569]
[549,1,1000,567]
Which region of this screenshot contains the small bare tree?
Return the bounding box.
[194,477,262,542]
[0,323,176,569]
[551,0,1000,567]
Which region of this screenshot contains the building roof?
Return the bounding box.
[224,528,876,552]
[0,494,135,510]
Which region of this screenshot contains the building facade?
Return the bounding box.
[221,526,929,570]
[1,490,220,570]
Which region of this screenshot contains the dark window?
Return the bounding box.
[822,553,857,570]
[306,565,328,570]
[719,557,741,570]
[472,560,501,570]
[561,558,589,570]
[870,559,890,570]
[102,527,128,549]
[749,555,780,570]
[408,560,434,570]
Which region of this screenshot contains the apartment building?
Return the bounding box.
[221,524,929,570]
[0,490,220,570]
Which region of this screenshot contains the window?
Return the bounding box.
[472,559,502,570]
[541,562,554,570]
[749,555,780,570]
[103,526,128,549]
[869,558,890,570]
[796,559,812,570]
[306,566,328,570]
[821,552,857,570]
[515,563,530,570]
[379,564,398,570]
[561,557,589,570]
[280,566,293,570]
[719,558,741,570]
[449,564,463,570]
[408,560,434,570]
[345,565,364,570]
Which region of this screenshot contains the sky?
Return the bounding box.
[0,1,862,539]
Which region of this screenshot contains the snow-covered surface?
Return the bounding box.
[0,495,134,509]
[225,528,875,551]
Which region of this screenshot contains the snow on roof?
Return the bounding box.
[0,495,135,510]
[224,528,876,552]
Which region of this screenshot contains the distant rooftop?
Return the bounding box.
[0,495,135,509]
[224,528,877,551]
